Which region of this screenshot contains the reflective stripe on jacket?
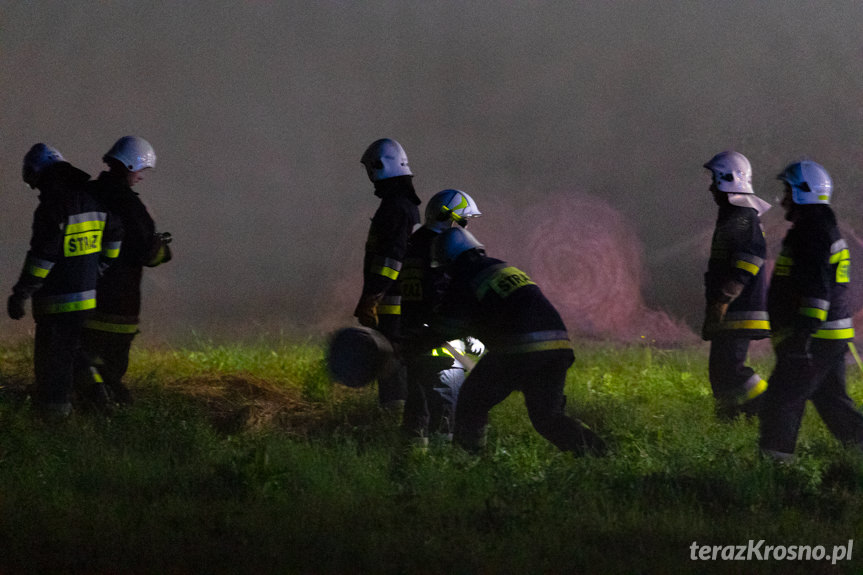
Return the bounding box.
[15,163,122,317]
[435,255,572,355]
[768,205,854,342]
[704,204,770,339]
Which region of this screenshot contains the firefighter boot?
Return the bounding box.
[454,424,488,454]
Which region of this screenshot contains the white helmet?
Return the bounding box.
[104,136,156,172]
[703,150,754,195]
[22,143,65,188]
[778,160,833,205]
[704,150,771,215]
[431,227,484,268]
[424,189,482,232]
[360,138,412,182]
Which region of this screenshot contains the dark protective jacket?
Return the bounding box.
[84,171,171,333]
[704,204,770,338]
[768,205,854,342]
[433,252,572,354]
[13,162,122,317]
[400,225,444,330]
[360,176,421,316]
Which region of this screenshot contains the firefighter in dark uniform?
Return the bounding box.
[701,151,772,418]
[354,138,421,411]
[400,189,483,446]
[79,136,172,405]
[8,143,122,416]
[759,160,863,460]
[424,228,606,455]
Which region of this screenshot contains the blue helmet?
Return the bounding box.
[431,227,485,268]
[778,160,832,205]
[22,143,65,188]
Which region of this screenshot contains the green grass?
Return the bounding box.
[0,336,862,574]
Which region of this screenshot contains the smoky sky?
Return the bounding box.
[3,2,863,342]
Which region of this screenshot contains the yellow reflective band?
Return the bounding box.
[746,379,768,400]
[722,320,770,331]
[799,307,828,321]
[818,195,829,201]
[813,328,855,340]
[104,241,121,259]
[84,320,140,334]
[475,266,535,300]
[735,260,760,276]
[372,266,400,280]
[501,339,573,354]
[89,366,104,384]
[377,305,401,315]
[37,299,97,314]
[27,264,51,278]
[429,346,455,358]
[830,249,850,264]
[837,260,850,283]
[66,220,105,235]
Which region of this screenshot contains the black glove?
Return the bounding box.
[7,294,26,320]
[145,232,173,266]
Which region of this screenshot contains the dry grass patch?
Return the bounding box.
[158,372,366,436]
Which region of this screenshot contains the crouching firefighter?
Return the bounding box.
[78,136,172,406]
[421,227,606,456]
[702,151,772,418]
[400,189,484,447]
[8,143,122,416]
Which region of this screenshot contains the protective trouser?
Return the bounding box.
[403,354,464,438]
[708,335,767,416]
[376,313,407,405]
[453,349,605,455]
[759,339,863,455]
[79,328,136,403]
[33,312,88,406]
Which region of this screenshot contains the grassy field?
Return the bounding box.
[0,336,862,574]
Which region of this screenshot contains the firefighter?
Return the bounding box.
[400,189,484,447]
[424,227,606,456]
[701,151,772,418]
[79,136,172,406]
[759,160,863,460]
[354,138,421,411]
[8,143,122,417]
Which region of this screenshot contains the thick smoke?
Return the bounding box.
[478,194,696,344]
[318,192,696,344]
[3,3,863,342]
